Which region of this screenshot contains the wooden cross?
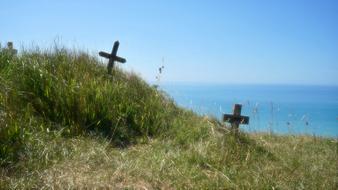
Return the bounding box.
[223,104,249,131]
[99,41,126,74]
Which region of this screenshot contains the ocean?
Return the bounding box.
[160,84,338,137]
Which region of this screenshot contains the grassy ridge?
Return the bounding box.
[0,47,337,189]
[0,47,181,161]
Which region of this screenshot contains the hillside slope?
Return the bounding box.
[0,47,337,189]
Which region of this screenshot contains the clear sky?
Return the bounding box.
[1,0,337,85]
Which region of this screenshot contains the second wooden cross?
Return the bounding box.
[99,41,126,74]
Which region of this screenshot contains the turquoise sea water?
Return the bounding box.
[161,84,338,137]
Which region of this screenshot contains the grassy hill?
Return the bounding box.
[0,46,337,189]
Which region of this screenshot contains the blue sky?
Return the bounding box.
[1,0,337,85]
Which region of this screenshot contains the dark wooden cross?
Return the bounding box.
[99,41,126,74]
[223,104,249,131]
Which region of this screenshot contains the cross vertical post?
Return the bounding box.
[232,104,242,129]
[108,41,119,75]
[99,41,126,75]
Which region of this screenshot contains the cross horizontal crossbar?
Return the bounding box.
[223,114,249,124]
[99,52,126,63]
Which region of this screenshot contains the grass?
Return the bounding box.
[0,45,337,189]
